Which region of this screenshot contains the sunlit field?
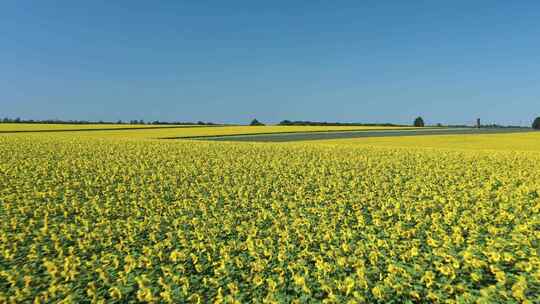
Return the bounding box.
[0,129,539,303]
[0,125,419,139]
[310,132,540,152]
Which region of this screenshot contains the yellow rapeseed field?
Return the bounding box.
[310,132,540,152]
[10,125,415,140]
[0,131,539,303]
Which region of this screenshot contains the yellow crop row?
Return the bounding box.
[310,132,540,152]
[0,125,416,139]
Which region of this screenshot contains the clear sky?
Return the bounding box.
[1,1,539,125]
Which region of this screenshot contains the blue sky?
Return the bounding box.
[1,1,539,125]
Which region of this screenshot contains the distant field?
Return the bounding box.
[0,123,206,132]
[196,127,533,143]
[154,125,421,139]
[0,125,420,139]
[310,131,540,152]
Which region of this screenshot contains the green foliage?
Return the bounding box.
[278,120,401,127]
[532,117,540,130]
[414,117,425,127]
[250,118,265,126]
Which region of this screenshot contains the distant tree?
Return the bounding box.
[117,120,123,124]
[280,120,292,125]
[250,119,264,126]
[14,117,21,123]
[413,117,425,127]
[533,117,540,130]
[277,119,402,127]
[436,123,442,127]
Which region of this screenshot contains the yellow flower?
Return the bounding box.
[187,293,201,304]
[160,290,173,303]
[409,290,420,299]
[427,291,439,302]
[491,267,506,285]
[136,287,155,302]
[371,285,384,300]
[252,274,264,287]
[422,271,435,288]
[343,276,355,295]
[43,260,58,278]
[427,238,439,247]
[108,287,122,300]
[267,278,277,292]
[227,282,239,295]
[511,276,528,301]
[471,272,482,282]
[293,274,305,287]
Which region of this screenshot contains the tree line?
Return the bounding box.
[411,116,540,129]
[250,116,540,129]
[3,116,540,129]
[250,119,407,127]
[254,116,540,130]
[277,120,405,127]
[0,117,219,126]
